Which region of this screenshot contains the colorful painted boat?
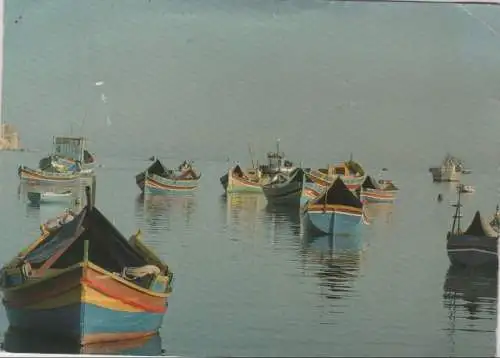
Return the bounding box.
[137,159,201,193]
[0,187,174,344]
[3,327,163,355]
[300,173,324,208]
[40,136,96,170]
[220,165,265,194]
[27,190,74,205]
[262,168,305,207]
[303,177,365,236]
[306,160,366,191]
[18,165,80,185]
[220,139,297,194]
[359,176,398,203]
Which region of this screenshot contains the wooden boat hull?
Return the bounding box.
[262,169,304,206]
[446,233,498,269]
[220,172,263,194]
[18,166,80,185]
[307,171,366,191]
[304,204,363,236]
[430,167,460,182]
[144,173,200,194]
[360,188,397,203]
[2,262,169,344]
[300,182,322,208]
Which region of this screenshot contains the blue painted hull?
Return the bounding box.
[305,211,362,236]
[5,302,166,342]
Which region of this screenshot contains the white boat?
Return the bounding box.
[458,184,475,193]
[27,191,74,205]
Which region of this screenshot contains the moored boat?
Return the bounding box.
[303,177,365,236]
[39,136,96,173]
[359,175,398,203]
[220,165,266,194]
[0,186,174,344]
[446,188,498,269]
[305,159,366,192]
[18,165,81,185]
[262,168,305,207]
[429,154,463,182]
[220,139,296,194]
[137,159,201,194]
[458,184,475,194]
[300,173,323,208]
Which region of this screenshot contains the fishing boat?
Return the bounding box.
[257,139,296,176]
[220,165,266,194]
[303,177,365,236]
[305,157,366,192]
[136,159,201,193]
[446,187,498,269]
[300,173,323,208]
[18,165,81,185]
[220,139,296,194]
[429,154,464,182]
[0,186,174,344]
[458,184,475,194]
[262,168,305,207]
[359,175,398,203]
[27,190,74,205]
[39,136,96,173]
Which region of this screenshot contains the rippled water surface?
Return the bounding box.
[0,0,499,356]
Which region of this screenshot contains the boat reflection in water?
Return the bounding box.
[264,203,302,241]
[301,232,364,302]
[135,192,196,233]
[2,327,165,355]
[222,193,267,230]
[363,202,394,224]
[443,265,497,336]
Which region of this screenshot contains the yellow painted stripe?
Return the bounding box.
[25,284,145,312]
[82,285,143,312]
[307,204,363,214]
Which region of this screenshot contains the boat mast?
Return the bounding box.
[451,184,463,234]
[276,138,281,168]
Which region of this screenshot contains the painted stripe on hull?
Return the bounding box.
[20,171,79,184]
[145,177,198,193]
[360,192,396,203]
[226,176,263,194]
[4,302,166,344]
[308,173,365,190]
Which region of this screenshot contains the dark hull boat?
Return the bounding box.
[0,187,174,344]
[262,168,305,207]
[446,188,498,269]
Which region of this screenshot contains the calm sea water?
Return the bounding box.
[1,0,499,356]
